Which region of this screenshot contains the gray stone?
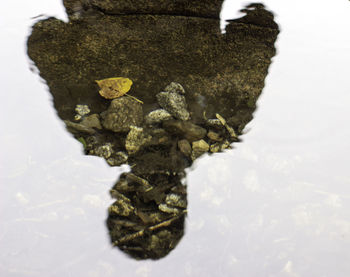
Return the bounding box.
[125,126,152,155]
[64,120,96,135]
[80,113,102,129]
[156,91,190,121]
[101,96,143,133]
[163,120,207,142]
[191,139,210,160]
[164,82,185,95]
[145,109,172,125]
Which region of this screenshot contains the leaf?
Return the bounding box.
[96,77,133,99]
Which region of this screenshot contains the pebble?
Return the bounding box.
[109,199,134,217]
[80,113,102,129]
[165,193,187,208]
[207,130,223,142]
[178,139,192,157]
[210,140,231,153]
[163,120,207,142]
[191,139,210,160]
[156,91,190,121]
[125,126,152,155]
[64,120,96,135]
[107,151,128,166]
[101,96,143,133]
[75,104,90,116]
[145,109,172,125]
[94,143,114,159]
[216,113,237,139]
[164,82,185,95]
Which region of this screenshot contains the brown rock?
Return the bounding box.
[81,113,102,129]
[207,130,222,142]
[101,97,143,133]
[191,139,210,160]
[178,139,192,157]
[163,120,207,142]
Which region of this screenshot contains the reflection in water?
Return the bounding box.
[27,0,278,259]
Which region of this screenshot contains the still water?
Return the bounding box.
[1,0,350,276]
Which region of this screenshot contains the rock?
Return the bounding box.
[191,139,209,160]
[164,82,185,95]
[107,151,128,166]
[145,109,172,125]
[210,140,231,153]
[163,120,207,142]
[206,118,222,127]
[216,113,238,139]
[178,139,192,157]
[94,143,114,159]
[75,104,90,116]
[109,197,134,217]
[64,120,96,135]
[125,173,153,192]
[156,91,190,121]
[80,113,102,129]
[125,126,152,155]
[101,96,143,133]
[158,203,181,214]
[74,114,82,121]
[207,130,222,142]
[165,193,187,208]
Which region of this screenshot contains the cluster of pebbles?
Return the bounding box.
[65,82,237,166]
[63,82,239,259]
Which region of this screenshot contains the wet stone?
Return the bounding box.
[156,91,190,121]
[75,104,90,116]
[109,198,134,217]
[207,130,223,142]
[191,139,210,160]
[206,118,222,127]
[107,151,128,166]
[64,120,96,135]
[125,126,152,155]
[145,109,172,125]
[158,203,181,214]
[165,193,187,208]
[178,139,192,157]
[163,120,207,142]
[164,82,185,95]
[210,140,231,153]
[94,143,114,159]
[80,113,102,129]
[148,128,171,146]
[101,96,143,133]
[216,113,238,139]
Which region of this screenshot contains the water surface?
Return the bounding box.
[1,0,350,276]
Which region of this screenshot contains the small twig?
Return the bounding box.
[113,212,186,246]
[125,94,144,104]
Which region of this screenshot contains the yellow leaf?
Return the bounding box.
[95,77,133,99]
